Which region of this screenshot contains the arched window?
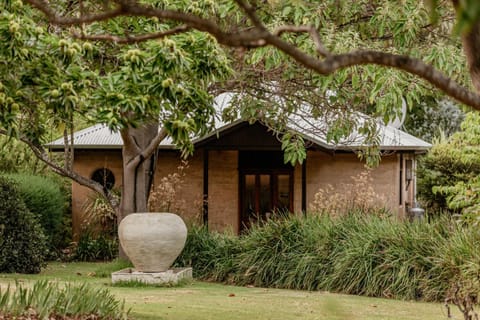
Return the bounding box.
[91,168,115,190]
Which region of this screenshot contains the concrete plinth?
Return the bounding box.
[111,267,193,285]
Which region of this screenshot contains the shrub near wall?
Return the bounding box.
[0,176,47,273]
[176,214,476,302]
[4,173,66,252]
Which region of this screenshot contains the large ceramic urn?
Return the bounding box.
[118,212,187,273]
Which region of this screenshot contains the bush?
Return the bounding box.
[3,173,67,253]
[175,224,241,280]
[0,176,47,273]
[71,231,118,262]
[176,213,480,302]
[417,112,480,218]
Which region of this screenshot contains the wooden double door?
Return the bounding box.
[239,151,294,231]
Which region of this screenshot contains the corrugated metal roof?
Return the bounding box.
[47,94,431,151]
[47,124,174,149]
[287,112,431,151]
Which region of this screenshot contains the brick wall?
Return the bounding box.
[153,150,204,223]
[306,151,401,216]
[72,150,123,238]
[70,147,411,237]
[207,150,239,233]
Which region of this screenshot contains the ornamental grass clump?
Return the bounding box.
[425,224,480,301]
[178,213,480,302]
[321,215,446,300]
[0,280,129,320]
[229,214,446,299]
[175,224,241,280]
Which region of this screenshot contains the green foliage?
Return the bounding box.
[176,213,480,302]
[0,280,129,319]
[0,136,47,174]
[402,98,465,143]
[3,173,67,253]
[71,231,118,262]
[281,132,306,165]
[0,0,232,155]
[1,0,469,170]
[417,112,480,217]
[91,31,231,156]
[174,224,241,280]
[0,176,47,274]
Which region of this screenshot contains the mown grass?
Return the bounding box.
[0,261,465,320]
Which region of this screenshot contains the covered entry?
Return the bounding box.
[239,151,294,231]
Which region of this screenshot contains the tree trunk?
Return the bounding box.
[118,123,159,258]
[119,123,159,218]
[452,0,480,92]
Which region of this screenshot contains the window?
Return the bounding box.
[91,168,115,190]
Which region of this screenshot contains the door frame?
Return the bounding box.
[238,168,294,231]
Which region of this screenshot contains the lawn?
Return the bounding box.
[0,261,462,320]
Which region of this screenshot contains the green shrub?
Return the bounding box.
[0,280,129,319]
[3,173,67,253]
[319,215,446,299]
[175,224,241,280]
[72,231,118,262]
[0,176,47,273]
[417,112,480,217]
[177,213,479,302]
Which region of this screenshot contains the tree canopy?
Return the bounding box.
[20,0,480,161]
[2,0,480,218]
[0,0,231,215]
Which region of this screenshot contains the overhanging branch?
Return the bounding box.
[73,25,190,44]
[27,0,125,25]
[23,0,480,110]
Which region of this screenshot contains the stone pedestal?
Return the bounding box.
[111,267,193,285]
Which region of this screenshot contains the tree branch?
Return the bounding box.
[263,34,480,109]
[24,0,480,109]
[73,25,190,44]
[63,127,71,171]
[122,125,168,170]
[233,0,267,30]
[140,126,168,161]
[0,129,119,210]
[273,25,331,57]
[26,0,125,25]
[24,0,271,47]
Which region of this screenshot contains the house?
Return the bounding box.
[48,106,430,237]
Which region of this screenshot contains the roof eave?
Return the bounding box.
[47,144,178,151]
[333,145,431,152]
